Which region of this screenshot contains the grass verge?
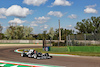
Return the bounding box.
[18,46,100,57]
[66,52,100,57]
[68,46,100,52]
[19,47,67,54]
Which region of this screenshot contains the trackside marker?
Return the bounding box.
[11,65,18,67]
[0,60,5,62]
[0,60,62,67]
[0,64,6,66]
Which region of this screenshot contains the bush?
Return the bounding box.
[52,42,66,46]
[50,47,67,53]
[68,46,100,52]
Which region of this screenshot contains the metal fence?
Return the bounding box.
[69,33,100,40]
[66,33,100,46]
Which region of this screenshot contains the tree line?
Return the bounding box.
[4,26,34,40]
[0,16,100,40]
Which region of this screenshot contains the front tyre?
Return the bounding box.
[34,54,37,59]
[28,54,32,58]
[21,53,25,57]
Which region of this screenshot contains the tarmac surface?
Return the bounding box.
[0,46,100,67]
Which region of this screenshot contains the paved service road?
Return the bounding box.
[0,46,100,67]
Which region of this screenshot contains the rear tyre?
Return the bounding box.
[47,56,52,59]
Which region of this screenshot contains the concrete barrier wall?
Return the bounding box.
[0,40,99,44]
[74,40,100,44]
[20,40,29,43]
[0,40,65,43]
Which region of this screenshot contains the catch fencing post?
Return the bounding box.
[50,38,51,47]
[66,36,68,46]
[69,35,71,46]
[84,34,86,46]
[58,37,59,46]
[66,36,67,46]
[45,38,46,47]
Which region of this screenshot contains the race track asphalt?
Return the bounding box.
[0,46,100,67]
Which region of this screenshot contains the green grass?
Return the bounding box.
[66,52,100,57]
[68,46,100,52]
[19,46,100,57]
[19,46,68,54]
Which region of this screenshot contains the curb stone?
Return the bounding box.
[0,60,62,67]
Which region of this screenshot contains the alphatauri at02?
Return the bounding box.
[21,49,52,59]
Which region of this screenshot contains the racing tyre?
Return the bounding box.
[47,56,52,59]
[34,54,37,59]
[21,53,25,57]
[28,54,32,58]
[37,57,41,59]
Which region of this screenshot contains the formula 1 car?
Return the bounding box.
[21,49,52,59]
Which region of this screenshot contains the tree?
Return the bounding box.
[61,28,74,40]
[53,29,59,40]
[37,32,50,40]
[0,24,3,39]
[23,26,33,39]
[14,26,24,39]
[43,30,47,40]
[75,16,100,34]
[37,34,43,40]
[4,26,33,40]
[91,16,100,33]
[5,26,17,39]
[53,28,74,40]
[48,27,54,39]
